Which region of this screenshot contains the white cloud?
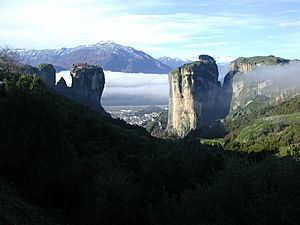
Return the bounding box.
[1,0,300,59]
[279,20,300,27]
[276,9,297,15]
[0,1,268,54]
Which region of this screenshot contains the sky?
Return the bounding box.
[1,0,300,59]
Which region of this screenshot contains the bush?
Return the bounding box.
[152,156,300,225]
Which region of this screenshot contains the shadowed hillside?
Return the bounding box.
[0,55,299,225]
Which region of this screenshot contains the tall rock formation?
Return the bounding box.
[56,63,107,114]
[19,64,56,87]
[167,55,222,137]
[19,63,107,115]
[37,64,56,87]
[228,56,290,74]
[224,56,300,117]
[165,54,300,138]
[71,63,105,109]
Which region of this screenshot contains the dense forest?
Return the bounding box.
[0,51,299,225]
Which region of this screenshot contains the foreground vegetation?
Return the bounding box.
[223,96,300,156]
[0,57,299,225]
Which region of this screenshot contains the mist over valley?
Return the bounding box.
[56,62,230,107]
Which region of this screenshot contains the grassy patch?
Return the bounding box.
[200,138,224,147]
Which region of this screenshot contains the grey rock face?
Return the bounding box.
[69,63,105,108]
[19,64,56,87]
[20,63,107,115]
[167,55,221,137]
[166,55,300,137]
[37,64,56,87]
[224,56,299,117]
[228,56,290,74]
[56,77,68,90]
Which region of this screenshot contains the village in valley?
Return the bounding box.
[105,105,166,126]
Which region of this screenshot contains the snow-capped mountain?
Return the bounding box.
[158,56,232,85]
[157,56,191,69]
[16,41,171,74]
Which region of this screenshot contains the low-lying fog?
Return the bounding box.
[56,70,169,106]
[55,65,229,106]
[242,62,300,89]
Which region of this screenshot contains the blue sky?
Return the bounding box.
[1,0,300,60]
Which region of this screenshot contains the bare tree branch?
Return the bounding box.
[0,46,20,80]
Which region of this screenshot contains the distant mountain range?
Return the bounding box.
[16,41,172,74]
[157,56,191,69]
[16,41,233,77]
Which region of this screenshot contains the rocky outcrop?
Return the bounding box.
[166,55,300,137]
[167,55,222,137]
[19,63,107,115]
[56,77,68,90]
[228,56,290,73]
[56,63,107,114]
[37,64,56,87]
[224,56,300,117]
[71,63,105,107]
[19,64,56,87]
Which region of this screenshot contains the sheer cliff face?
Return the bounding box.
[70,65,105,107]
[21,63,107,115]
[37,64,56,87]
[228,56,290,74]
[167,55,220,137]
[19,64,56,87]
[55,64,107,114]
[165,55,300,137]
[225,56,300,116]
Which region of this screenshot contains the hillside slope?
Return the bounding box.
[0,72,223,225]
[0,179,67,225]
[224,96,300,155]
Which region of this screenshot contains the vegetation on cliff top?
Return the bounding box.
[198,54,216,63]
[182,60,212,69]
[170,55,217,75]
[170,58,218,85]
[232,55,290,65]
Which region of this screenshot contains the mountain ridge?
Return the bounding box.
[16,41,172,74]
[158,56,191,69]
